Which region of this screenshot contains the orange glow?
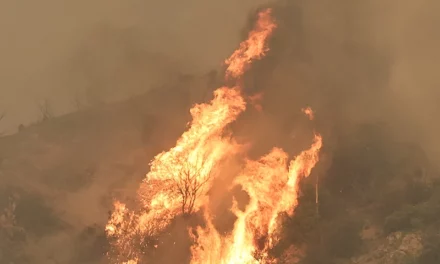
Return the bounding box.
[302,107,314,120]
[122,260,138,264]
[190,135,322,264]
[106,87,246,262]
[225,9,277,80]
[106,9,277,264]
[248,92,264,112]
[106,8,322,264]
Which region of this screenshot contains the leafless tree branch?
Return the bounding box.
[71,92,84,111]
[37,99,53,121]
[161,152,214,216]
[0,112,5,135]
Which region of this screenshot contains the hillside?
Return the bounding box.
[1,70,439,264]
[0,72,215,263]
[1,1,440,263]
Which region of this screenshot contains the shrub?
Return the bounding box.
[416,235,440,264]
[327,219,363,258]
[383,205,418,234]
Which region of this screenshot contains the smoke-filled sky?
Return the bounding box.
[384,1,440,161]
[0,0,439,159]
[0,0,271,134]
[251,0,440,163]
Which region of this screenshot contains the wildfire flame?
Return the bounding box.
[106,86,247,262]
[190,134,322,264]
[302,107,314,121]
[225,9,277,80]
[106,8,322,264]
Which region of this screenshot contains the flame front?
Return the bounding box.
[190,134,322,264]
[106,8,323,264]
[225,9,277,80]
[106,87,247,263]
[106,9,277,264]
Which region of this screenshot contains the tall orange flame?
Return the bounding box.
[106,9,277,264]
[190,134,322,264]
[225,9,277,80]
[106,8,323,264]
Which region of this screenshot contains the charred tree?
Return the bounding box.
[173,156,213,216]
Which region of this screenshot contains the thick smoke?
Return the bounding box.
[0,0,271,134]
[0,1,271,263]
[237,0,440,165]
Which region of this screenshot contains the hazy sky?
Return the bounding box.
[0,0,271,134]
[299,0,440,160]
[1,0,439,162]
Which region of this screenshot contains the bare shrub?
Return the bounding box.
[0,196,27,263]
[37,99,54,121]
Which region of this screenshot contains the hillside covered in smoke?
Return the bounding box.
[1,0,440,263]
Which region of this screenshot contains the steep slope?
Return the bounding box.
[0,73,214,263]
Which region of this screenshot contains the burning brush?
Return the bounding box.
[106,9,322,264]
